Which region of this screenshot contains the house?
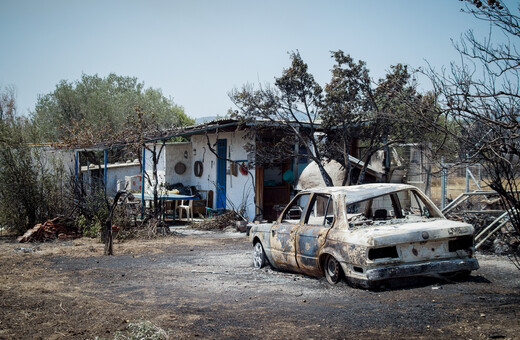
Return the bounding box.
[37,119,422,223]
[141,119,385,222]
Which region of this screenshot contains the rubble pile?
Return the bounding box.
[447,210,519,255]
[17,216,81,243]
[441,191,520,258]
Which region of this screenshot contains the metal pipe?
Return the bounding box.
[104,149,108,194]
[466,164,470,192]
[141,148,146,218]
[441,157,447,210]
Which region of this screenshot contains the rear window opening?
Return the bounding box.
[346,188,441,229]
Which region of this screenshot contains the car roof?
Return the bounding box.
[301,183,419,205]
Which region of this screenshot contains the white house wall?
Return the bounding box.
[105,164,141,196]
[164,142,192,186]
[144,144,166,195]
[190,131,256,221]
[143,131,256,221]
[144,142,192,194]
[34,146,76,176]
[81,162,141,196]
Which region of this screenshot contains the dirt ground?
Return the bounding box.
[1,228,519,340]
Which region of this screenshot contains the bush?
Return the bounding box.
[80,216,103,238]
[0,87,72,234]
[113,321,169,340]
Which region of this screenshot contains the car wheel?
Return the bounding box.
[324,255,342,284]
[253,242,266,268]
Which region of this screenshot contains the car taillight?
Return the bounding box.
[449,235,474,252]
[368,246,398,260]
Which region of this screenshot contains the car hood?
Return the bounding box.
[340,219,474,247]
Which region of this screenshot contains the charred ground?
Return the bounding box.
[0,229,519,339]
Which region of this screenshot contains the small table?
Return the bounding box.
[135,192,198,222]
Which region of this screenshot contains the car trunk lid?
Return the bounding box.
[355,219,473,247]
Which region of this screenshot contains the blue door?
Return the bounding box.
[216,139,227,209]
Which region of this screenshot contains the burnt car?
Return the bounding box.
[250,183,479,288]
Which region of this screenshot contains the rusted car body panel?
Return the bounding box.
[250,184,479,288]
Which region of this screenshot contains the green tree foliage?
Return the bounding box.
[0,87,66,233]
[32,73,193,143]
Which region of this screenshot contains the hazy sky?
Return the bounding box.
[0,0,512,118]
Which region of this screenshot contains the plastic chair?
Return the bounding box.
[176,200,193,222]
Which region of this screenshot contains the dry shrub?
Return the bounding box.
[192,211,239,231]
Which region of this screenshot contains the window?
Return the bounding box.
[305,194,334,226]
[281,193,310,224]
[406,191,433,218]
[346,189,440,228]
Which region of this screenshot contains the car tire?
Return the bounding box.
[324,255,342,284]
[253,242,266,269]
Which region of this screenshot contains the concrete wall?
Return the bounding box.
[190,130,256,221]
[32,146,76,196]
[164,142,192,186]
[143,143,166,195]
[34,146,76,176]
[105,164,141,196]
[144,142,192,194]
[81,162,141,196]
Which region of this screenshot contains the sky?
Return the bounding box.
[0,0,515,119]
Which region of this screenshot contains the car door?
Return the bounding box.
[296,194,334,276]
[269,193,311,271]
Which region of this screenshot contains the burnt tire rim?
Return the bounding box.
[325,256,340,284]
[253,242,265,268]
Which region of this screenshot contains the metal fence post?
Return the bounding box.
[441,157,447,210]
[141,147,146,219]
[466,163,470,193]
[478,164,482,188]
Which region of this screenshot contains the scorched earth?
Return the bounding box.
[0,228,519,339]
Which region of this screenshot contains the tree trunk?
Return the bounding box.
[316,161,334,187]
[104,219,113,256]
[341,139,352,186]
[357,154,372,185]
[104,190,126,256]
